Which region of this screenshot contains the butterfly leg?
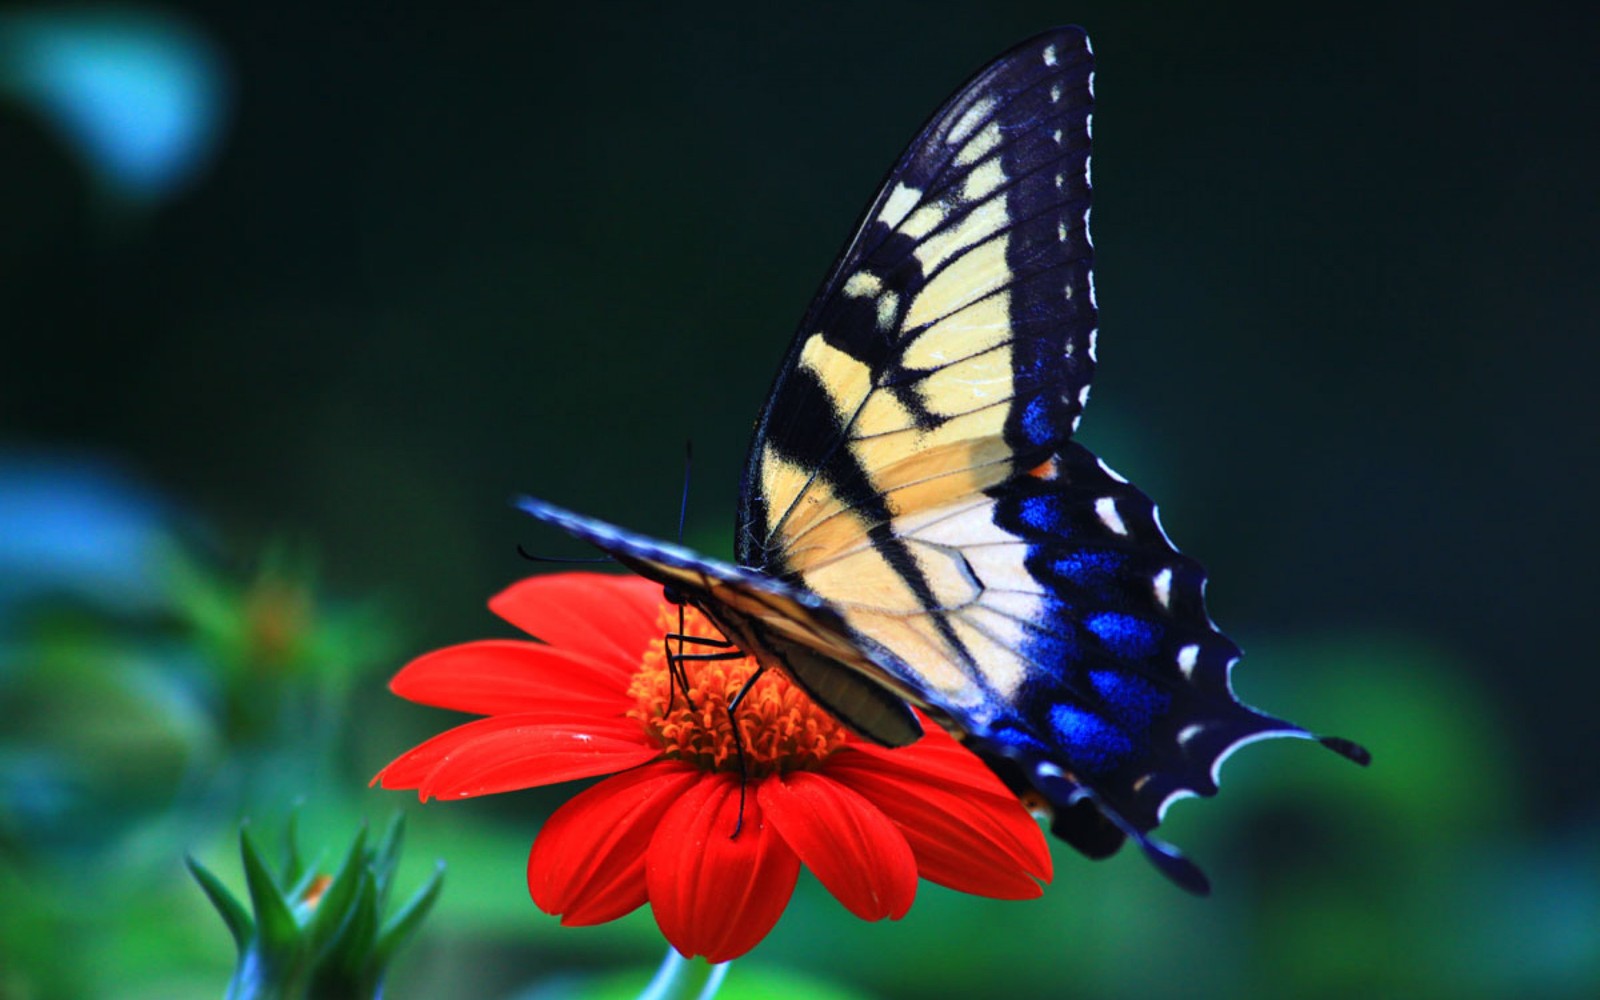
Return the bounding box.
[666,643,752,834]
[661,627,738,713]
[724,663,771,838]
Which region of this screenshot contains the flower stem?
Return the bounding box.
[638,949,729,1000]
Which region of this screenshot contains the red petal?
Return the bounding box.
[825,749,1052,899]
[758,771,916,921]
[389,640,631,715]
[528,761,701,925]
[489,573,663,664]
[647,773,799,962]
[847,719,1021,798]
[372,711,658,799]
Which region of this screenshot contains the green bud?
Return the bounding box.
[187,815,444,999]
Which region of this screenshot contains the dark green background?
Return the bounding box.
[4,2,1597,997]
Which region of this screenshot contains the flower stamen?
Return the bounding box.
[629,604,849,777]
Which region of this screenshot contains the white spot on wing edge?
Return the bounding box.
[1094,496,1128,535]
[878,182,922,230]
[1175,643,1200,677]
[1095,455,1125,482]
[1043,43,1058,66]
[1153,567,1173,608]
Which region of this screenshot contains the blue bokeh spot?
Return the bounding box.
[0,8,228,202]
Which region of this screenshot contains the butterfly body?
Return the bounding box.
[518,27,1366,894]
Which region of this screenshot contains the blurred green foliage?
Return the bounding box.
[3,1,1598,998]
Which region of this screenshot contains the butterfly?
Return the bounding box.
[517,26,1368,895]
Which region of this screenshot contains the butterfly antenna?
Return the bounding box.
[677,440,694,546]
[514,544,612,565]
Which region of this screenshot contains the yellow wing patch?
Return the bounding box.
[903,235,1011,330]
[902,293,1011,368]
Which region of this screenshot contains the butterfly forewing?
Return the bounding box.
[737,29,1097,574]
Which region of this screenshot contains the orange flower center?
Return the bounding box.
[627,603,849,776]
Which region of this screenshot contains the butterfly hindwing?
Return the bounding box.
[962,444,1326,887]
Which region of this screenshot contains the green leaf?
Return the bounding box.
[282,809,306,886]
[373,860,444,968]
[370,813,406,909]
[306,824,368,954]
[334,874,382,976]
[185,854,254,951]
[239,826,300,952]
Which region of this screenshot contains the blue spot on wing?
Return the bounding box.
[1020,395,1054,448]
[1089,669,1169,729]
[1086,612,1161,659]
[1047,549,1124,597]
[990,724,1049,755]
[1050,704,1133,774]
[1018,494,1067,533]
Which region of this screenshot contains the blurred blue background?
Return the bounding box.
[2,2,1597,997]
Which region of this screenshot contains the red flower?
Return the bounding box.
[375,573,1051,962]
